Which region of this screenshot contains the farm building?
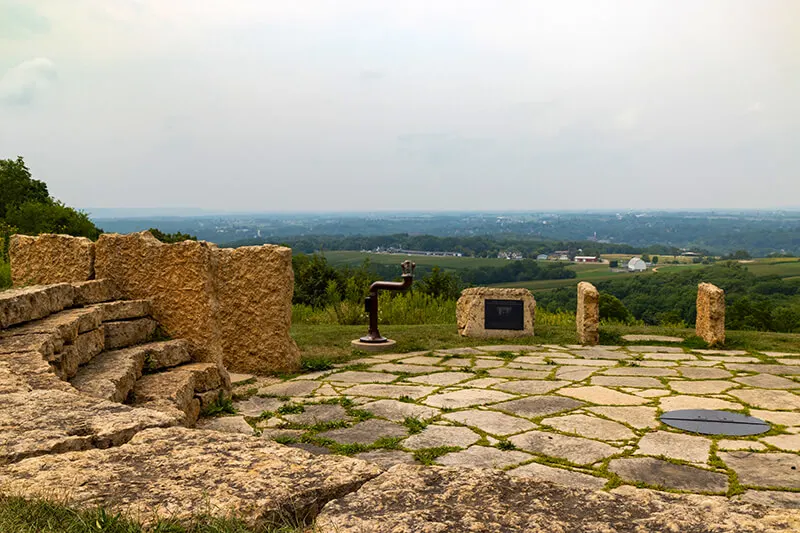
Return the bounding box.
[575,256,599,263]
[536,254,549,261]
[628,257,647,272]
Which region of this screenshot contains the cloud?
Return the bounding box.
[0,58,57,106]
[0,1,50,39]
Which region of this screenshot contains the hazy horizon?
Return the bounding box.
[2,1,799,211]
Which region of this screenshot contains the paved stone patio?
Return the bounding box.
[219,344,800,505]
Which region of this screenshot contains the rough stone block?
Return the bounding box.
[0,427,381,525]
[95,232,223,364]
[0,350,73,394]
[0,284,75,329]
[103,318,156,350]
[456,287,535,338]
[139,339,192,371]
[132,366,209,426]
[94,299,152,322]
[70,346,147,403]
[214,245,301,373]
[72,279,120,305]
[0,389,175,464]
[10,234,94,285]
[696,282,725,346]
[576,281,600,345]
[0,307,102,345]
[195,388,231,410]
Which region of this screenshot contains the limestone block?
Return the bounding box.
[576,282,600,345]
[94,299,152,322]
[104,318,156,350]
[95,232,223,364]
[0,283,75,329]
[214,245,300,373]
[456,287,535,338]
[10,234,95,286]
[696,283,725,346]
[72,279,120,306]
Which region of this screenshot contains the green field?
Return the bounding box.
[321,251,512,270]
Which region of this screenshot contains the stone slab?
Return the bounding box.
[103,318,156,350]
[729,389,800,410]
[370,363,440,374]
[407,371,473,386]
[508,462,607,489]
[196,415,255,435]
[326,371,397,384]
[636,431,712,463]
[233,396,286,417]
[359,399,440,422]
[668,380,737,394]
[659,395,743,412]
[509,430,618,465]
[258,381,320,397]
[318,419,407,445]
[402,425,481,450]
[541,413,635,441]
[587,406,659,429]
[720,452,800,489]
[283,404,350,426]
[342,384,436,400]
[609,457,728,493]
[437,445,531,469]
[443,409,536,436]
[735,374,799,390]
[622,335,683,342]
[494,396,585,419]
[558,386,648,406]
[493,380,570,395]
[603,367,678,377]
[679,367,733,379]
[592,376,666,389]
[423,389,516,409]
[354,449,418,470]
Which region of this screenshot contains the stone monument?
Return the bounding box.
[576,281,599,345]
[696,282,725,346]
[456,287,535,338]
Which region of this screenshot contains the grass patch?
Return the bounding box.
[301,356,334,372]
[412,446,461,465]
[200,393,236,417]
[348,409,374,422]
[403,416,428,434]
[496,440,517,451]
[0,496,308,532]
[397,395,416,404]
[276,403,305,415]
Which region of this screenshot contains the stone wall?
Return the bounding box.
[576,282,599,345]
[215,245,300,373]
[456,287,535,338]
[697,282,725,346]
[10,234,95,286]
[10,232,301,372]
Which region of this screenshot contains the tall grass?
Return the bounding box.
[293,292,456,326]
[0,260,10,290]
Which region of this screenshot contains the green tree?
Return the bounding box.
[599,292,633,323]
[608,260,619,268]
[416,266,463,300]
[148,228,197,243]
[0,157,49,219]
[652,256,659,264]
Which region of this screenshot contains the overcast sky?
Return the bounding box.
[1,1,798,212]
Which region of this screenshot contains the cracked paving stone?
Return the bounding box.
[508,461,607,489]
[632,389,671,398]
[591,376,666,389]
[587,406,659,429]
[602,367,678,377]
[442,409,536,436]
[609,457,728,493]
[258,381,320,397]
[422,389,516,409]
[509,430,618,465]
[402,425,481,450]
[324,371,397,384]
[493,380,570,395]
[717,439,767,451]
[734,374,800,390]
[541,413,635,441]
[407,371,473,386]
[555,367,597,381]
[494,396,585,419]
[437,445,530,468]
[636,431,712,463]
[354,449,418,470]
[728,389,800,410]
[557,386,648,406]
[282,404,350,426]
[678,367,733,380]
[659,395,742,412]
[668,380,737,394]
[359,399,440,422]
[342,384,436,399]
[462,377,507,388]
[318,419,407,445]
[719,452,800,489]
[233,397,286,417]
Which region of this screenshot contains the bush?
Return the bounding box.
[0,260,10,290]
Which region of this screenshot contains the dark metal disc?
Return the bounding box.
[660,409,770,436]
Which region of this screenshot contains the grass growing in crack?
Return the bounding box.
[200,392,236,417]
[398,395,416,403]
[232,387,258,401]
[304,420,349,432]
[497,351,516,361]
[348,409,374,422]
[412,446,461,465]
[272,435,299,445]
[403,416,428,434]
[0,495,310,533]
[301,356,334,372]
[496,439,517,451]
[277,403,305,415]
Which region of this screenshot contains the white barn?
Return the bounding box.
[628,257,647,272]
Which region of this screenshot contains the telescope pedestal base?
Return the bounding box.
[351,339,397,353]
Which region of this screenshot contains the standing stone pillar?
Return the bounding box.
[576,282,600,345]
[696,283,725,346]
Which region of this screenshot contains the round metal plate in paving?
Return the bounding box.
[660,409,770,436]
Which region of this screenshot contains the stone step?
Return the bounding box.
[93,299,152,322]
[48,327,105,380]
[104,318,157,350]
[140,339,191,372]
[0,307,102,345]
[71,279,120,306]
[0,283,75,329]
[70,345,147,403]
[131,363,231,427]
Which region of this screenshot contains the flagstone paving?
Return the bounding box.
[219,343,800,506]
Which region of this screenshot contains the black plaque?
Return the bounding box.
[485,299,524,330]
[660,409,770,436]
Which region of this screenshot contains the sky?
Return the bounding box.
[1,0,799,212]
